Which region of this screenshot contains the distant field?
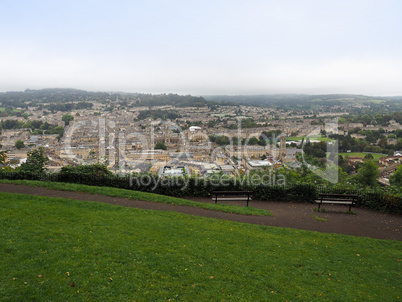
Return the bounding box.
[286,135,334,143]
[0,107,20,113]
[339,152,387,161]
[0,192,400,301]
[365,99,386,104]
[286,136,304,141]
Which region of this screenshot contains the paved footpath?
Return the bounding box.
[0,183,401,241]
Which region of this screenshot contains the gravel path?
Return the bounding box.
[1,183,400,241]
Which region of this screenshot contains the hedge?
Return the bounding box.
[0,170,400,214]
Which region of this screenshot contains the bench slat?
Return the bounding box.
[213,191,253,195]
[319,194,358,198]
[214,198,252,201]
[316,193,358,212]
[212,191,253,206]
[315,200,353,204]
[317,199,357,202]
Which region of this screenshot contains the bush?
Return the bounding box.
[358,191,402,214]
[0,168,400,214]
[56,164,114,185]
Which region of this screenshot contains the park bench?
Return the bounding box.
[315,193,358,212]
[212,191,253,207]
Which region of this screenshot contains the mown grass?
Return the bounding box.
[339,152,386,162]
[286,135,333,143]
[0,179,272,216]
[0,192,400,301]
[0,107,20,113]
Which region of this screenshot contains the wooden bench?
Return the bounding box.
[315,193,358,212]
[212,191,253,207]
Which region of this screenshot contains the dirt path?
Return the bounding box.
[0,183,401,241]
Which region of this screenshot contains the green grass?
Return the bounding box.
[0,192,400,301]
[286,135,334,143]
[312,215,328,222]
[0,179,272,216]
[339,152,387,162]
[286,136,304,141]
[0,107,20,113]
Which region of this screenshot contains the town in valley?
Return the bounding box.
[1,89,401,183]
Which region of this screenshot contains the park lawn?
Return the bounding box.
[0,107,20,113]
[308,135,334,142]
[286,136,304,141]
[339,152,387,162]
[286,135,334,143]
[0,179,272,216]
[0,192,401,301]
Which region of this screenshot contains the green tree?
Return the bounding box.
[209,135,230,146]
[0,150,7,165]
[15,140,25,149]
[356,160,379,187]
[338,118,346,124]
[155,142,167,150]
[364,153,374,160]
[51,126,64,136]
[18,147,49,174]
[0,150,13,171]
[361,114,372,125]
[389,165,402,187]
[247,137,259,145]
[338,155,354,175]
[62,114,74,126]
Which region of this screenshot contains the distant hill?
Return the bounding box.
[1,88,402,112]
[203,94,402,113]
[0,88,211,108]
[203,94,402,107]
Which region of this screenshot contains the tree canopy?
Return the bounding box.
[15,140,25,149]
[155,142,167,150]
[390,165,402,188]
[18,147,49,174]
[62,114,74,126]
[356,160,379,187]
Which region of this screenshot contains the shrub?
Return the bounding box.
[0,167,401,214]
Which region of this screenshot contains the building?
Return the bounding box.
[242,158,272,174]
[225,145,267,159]
[158,165,190,177]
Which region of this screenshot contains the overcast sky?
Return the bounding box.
[1,0,402,96]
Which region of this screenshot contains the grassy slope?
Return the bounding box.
[0,179,272,216]
[1,192,401,301]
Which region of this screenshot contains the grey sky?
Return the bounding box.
[1,0,401,95]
